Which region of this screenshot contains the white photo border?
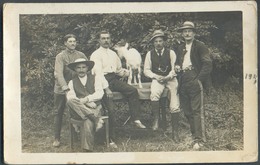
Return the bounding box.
[3,1,258,164]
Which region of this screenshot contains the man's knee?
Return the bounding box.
[127,85,138,95]
[66,98,79,107]
[150,89,163,101]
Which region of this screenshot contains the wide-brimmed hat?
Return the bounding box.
[149,29,167,42]
[178,21,196,32]
[68,58,95,71]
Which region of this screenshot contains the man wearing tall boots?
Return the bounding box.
[176,21,212,149]
[144,29,180,142]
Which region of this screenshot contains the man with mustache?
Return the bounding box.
[175,21,212,149]
[66,58,104,152]
[90,31,146,138]
[53,34,87,147]
[144,29,180,143]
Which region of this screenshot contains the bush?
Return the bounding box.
[20,12,243,111]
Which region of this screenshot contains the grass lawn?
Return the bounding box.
[21,87,243,153]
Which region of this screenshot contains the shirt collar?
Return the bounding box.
[65,48,76,54]
[78,75,87,85]
[155,48,164,55]
[99,46,109,52]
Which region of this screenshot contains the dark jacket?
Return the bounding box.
[176,39,212,91]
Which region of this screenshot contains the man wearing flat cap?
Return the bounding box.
[175,21,212,149]
[144,29,180,142]
[66,58,104,152]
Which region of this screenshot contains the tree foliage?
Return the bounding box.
[20,12,243,109]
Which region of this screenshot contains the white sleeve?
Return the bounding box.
[91,60,109,89]
[86,75,104,102]
[66,80,77,100]
[144,51,157,79]
[166,50,177,78]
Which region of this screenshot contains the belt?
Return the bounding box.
[182,66,194,72]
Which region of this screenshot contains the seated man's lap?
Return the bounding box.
[150,80,165,101]
[109,79,137,95]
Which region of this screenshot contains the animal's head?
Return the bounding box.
[113,39,129,59]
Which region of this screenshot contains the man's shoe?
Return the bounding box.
[109,142,118,149]
[52,139,60,147]
[193,142,204,150]
[134,120,146,129]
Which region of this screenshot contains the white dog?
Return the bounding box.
[114,42,143,88]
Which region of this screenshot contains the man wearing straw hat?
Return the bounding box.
[144,29,180,142]
[66,58,104,152]
[176,21,212,149]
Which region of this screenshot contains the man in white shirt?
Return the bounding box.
[66,58,104,152]
[176,21,212,149]
[144,29,180,142]
[91,31,146,130]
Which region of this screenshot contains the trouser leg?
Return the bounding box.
[102,94,116,141]
[151,101,160,130]
[81,119,95,151]
[109,79,141,121]
[184,79,204,142]
[66,99,95,119]
[54,93,66,140]
[166,78,180,113]
[171,112,180,143]
[150,80,165,130]
[190,89,203,142]
[180,86,195,136]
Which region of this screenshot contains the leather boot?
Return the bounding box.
[171,112,180,143]
[151,101,160,131]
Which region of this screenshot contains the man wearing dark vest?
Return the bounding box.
[176,21,212,149]
[66,58,104,152]
[144,30,180,142]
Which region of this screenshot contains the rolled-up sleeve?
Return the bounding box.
[115,54,128,77]
[87,75,104,102]
[144,51,156,79]
[66,80,77,100]
[166,50,177,79]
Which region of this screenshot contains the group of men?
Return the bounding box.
[52,21,212,151]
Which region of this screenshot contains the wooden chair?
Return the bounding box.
[67,107,110,150]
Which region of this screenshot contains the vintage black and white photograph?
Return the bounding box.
[4,1,257,164]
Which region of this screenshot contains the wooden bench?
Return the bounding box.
[110,82,169,130]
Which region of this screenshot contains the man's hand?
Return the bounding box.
[85,102,97,109]
[79,97,89,104]
[175,65,181,73]
[104,87,113,98]
[153,75,164,84]
[160,76,172,83]
[122,70,130,78]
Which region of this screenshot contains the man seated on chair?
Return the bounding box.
[144,29,180,142]
[66,58,104,152]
